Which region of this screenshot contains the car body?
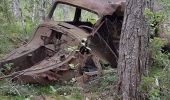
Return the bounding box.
[0,0,125,84]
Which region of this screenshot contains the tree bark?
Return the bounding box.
[117,0,152,100]
[12,0,26,33]
[12,0,21,20]
[39,0,46,22]
[31,0,36,22]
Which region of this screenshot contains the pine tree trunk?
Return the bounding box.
[117,0,152,99]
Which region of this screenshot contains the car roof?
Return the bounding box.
[54,0,125,16]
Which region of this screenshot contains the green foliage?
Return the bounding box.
[149,88,161,100]
[3,63,14,71]
[100,72,117,88]
[140,38,170,100]
[157,0,170,17]
[0,23,37,58]
[0,0,39,59]
[86,71,117,93]
[145,8,165,23]
[145,8,165,36]
[0,79,83,100]
[0,79,32,97]
[139,77,155,92]
[142,7,170,99]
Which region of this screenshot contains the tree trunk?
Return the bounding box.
[12,0,26,33]
[31,0,36,22]
[117,0,152,99]
[39,0,46,22]
[12,0,21,20]
[63,5,69,21]
[20,9,27,34]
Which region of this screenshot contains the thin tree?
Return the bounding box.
[117,0,153,99]
[39,0,46,22]
[12,0,26,33]
[12,0,20,20]
[30,0,36,22]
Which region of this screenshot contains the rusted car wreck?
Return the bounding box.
[0,0,125,84]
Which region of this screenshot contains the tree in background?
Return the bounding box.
[12,0,21,20]
[39,0,46,22]
[30,0,36,22]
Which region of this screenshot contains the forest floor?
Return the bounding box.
[0,67,117,100]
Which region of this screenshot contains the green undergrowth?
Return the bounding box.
[0,79,83,100]
[0,1,36,58]
[140,37,170,100]
[0,20,37,58]
[0,65,117,100]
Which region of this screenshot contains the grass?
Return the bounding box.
[0,78,84,100]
